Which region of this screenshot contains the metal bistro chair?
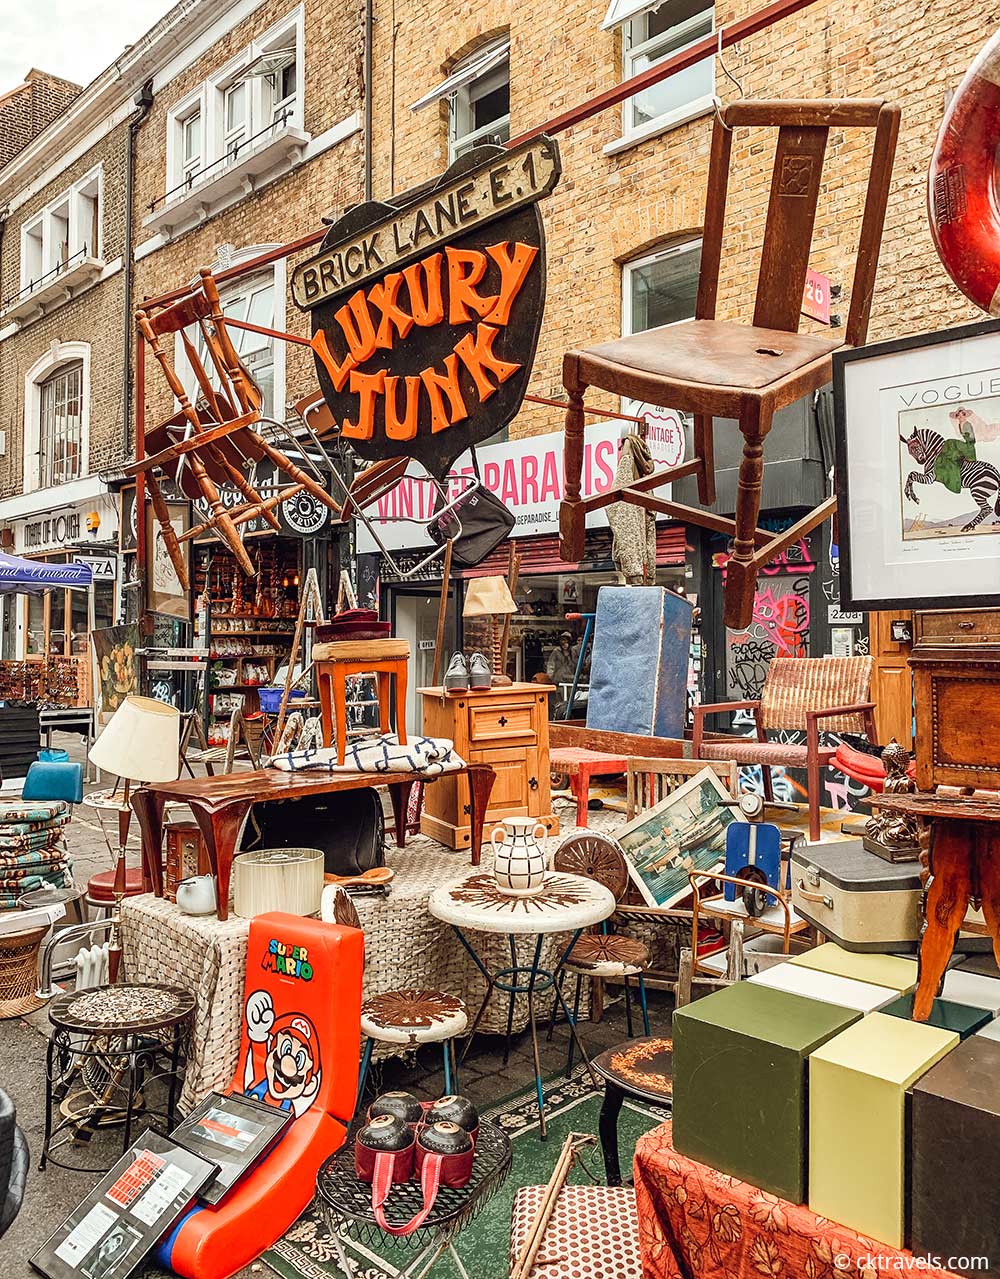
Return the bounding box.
[558,98,900,630]
[322,887,468,1112]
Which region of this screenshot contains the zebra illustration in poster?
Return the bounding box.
[900,426,1000,533]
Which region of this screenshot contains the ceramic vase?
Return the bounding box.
[491,817,548,897]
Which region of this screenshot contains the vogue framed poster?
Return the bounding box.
[834,317,1000,611]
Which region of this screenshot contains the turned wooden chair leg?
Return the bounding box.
[694,413,716,506]
[560,372,588,563]
[724,402,774,631]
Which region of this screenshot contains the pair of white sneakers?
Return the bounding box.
[443,651,492,693]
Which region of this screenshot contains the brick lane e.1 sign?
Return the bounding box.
[291,137,560,479]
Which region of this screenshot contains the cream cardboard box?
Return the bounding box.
[748,962,898,1013]
[939,968,1000,1015]
[809,1012,958,1247]
[789,943,917,992]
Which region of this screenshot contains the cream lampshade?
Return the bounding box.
[89,695,181,784]
[463,576,518,675]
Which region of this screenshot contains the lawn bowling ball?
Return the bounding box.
[357,1113,413,1152]
[418,1121,473,1156]
[369,1091,424,1126]
[426,1095,479,1133]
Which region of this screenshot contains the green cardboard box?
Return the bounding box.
[672,982,861,1202]
[879,991,992,1039]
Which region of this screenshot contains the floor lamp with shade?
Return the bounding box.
[463,576,518,683]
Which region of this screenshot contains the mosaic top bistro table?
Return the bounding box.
[428,870,615,1139]
[592,1036,673,1186]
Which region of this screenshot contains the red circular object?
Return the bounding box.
[929,29,1000,312]
[86,866,144,902]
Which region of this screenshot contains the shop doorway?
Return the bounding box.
[391,586,457,734]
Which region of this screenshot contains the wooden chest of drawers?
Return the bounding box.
[419,683,558,852]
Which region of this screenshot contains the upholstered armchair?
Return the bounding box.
[691,657,877,842]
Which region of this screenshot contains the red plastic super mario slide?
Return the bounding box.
[157,911,364,1279]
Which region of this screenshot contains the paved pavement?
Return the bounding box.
[0,730,655,1278]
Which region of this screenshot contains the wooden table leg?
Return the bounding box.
[333,666,348,766]
[131,788,168,897]
[395,659,408,744]
[977,833,1000,973]
[599,1080,626,1185]
[387,780,414,849]
[376,669,392,735]
[914,819,974,1021]
[317,665,334,749]
[574,769,589,829]
[467,765,496,866]
[189,800,252,922]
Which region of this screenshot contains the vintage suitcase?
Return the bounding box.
[673,981,859,1203]
[586,586,692,739]
[809,1012,958,1247]
[748,962,898,1013]
[791,840,921,951]
[911,1035,1000,1276]
[879,991,993,1039]
[788,942,917,992]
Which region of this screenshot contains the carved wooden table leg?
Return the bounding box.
[914,820,975,1021]
[467,765,496,867]
[387,779,414,849]
[189,799,253,922]
[131,787,168,897]
[977,836,1000,972]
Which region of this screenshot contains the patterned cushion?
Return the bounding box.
[698,740,838,766]
[361,989,467,1045]
[510,1184,642,1278]
[0,800,68,824]
[563,933,650,977]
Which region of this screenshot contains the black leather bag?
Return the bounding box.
[426,449,515,568]
[241,790,385,877]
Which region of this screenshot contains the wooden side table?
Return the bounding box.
[315,638,410,764]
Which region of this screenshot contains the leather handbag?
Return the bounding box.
[426,449,515,568]
[243,790,385,877]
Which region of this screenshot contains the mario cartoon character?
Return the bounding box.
[243,989,322,1117]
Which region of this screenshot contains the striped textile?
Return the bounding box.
[760,656,872,733]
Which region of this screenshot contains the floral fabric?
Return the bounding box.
[633,1121,956,1279]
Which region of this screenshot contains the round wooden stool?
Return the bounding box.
[314,638,410,764]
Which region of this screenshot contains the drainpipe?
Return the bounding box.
[121,81,153,463]
[364,0,373,201]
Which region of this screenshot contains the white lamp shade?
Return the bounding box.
[89,695,181,783]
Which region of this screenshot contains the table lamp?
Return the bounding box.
[89,697,181,975]
[463,576,518,680]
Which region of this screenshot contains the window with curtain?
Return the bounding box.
[38,361,83,489]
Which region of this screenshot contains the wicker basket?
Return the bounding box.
[0,924,48,1018]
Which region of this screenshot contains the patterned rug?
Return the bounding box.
[262,1067,669,1279]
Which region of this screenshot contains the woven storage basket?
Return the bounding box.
[0,924,47,1018]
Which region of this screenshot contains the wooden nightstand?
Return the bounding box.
[419,683,558,852]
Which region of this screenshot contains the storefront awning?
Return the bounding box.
[0,552,92,594]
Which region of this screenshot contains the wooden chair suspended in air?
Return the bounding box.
[128,268,343,586]
[558,99,900,629]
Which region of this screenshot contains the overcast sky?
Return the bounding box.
[0,1,175,93]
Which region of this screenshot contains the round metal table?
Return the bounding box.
[316,1118,511,1279]
[428,870,615,1139]
[42,982,195,1172]
[592,1035,673,1185]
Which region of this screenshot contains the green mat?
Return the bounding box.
[263,1067,669,1279]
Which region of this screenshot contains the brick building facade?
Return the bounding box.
[0,69,81,169]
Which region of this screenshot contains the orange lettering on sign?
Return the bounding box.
[446,248,498,325]
[310,329,356,392]
[384,374,421,441]
[484,241,538,326]
[454,323,521,401]
[369,271,414,349]
[404,253,444,327]
[342,369,386,440]
[336,290,379,364]
[421,354,468,433]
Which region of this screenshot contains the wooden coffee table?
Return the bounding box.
[132,763,495,920]
[591,1035,673,1185]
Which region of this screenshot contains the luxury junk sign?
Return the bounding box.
[292,137,560,477]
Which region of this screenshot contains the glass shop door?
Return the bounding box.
[391,585,458,736]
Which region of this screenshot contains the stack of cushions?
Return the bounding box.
[0,799,72,909]
[672,942,1000,1250]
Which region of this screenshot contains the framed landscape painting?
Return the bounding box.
[834,317,1000,611]
[616,766,744,909]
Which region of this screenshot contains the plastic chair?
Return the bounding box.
[22,761,83,805]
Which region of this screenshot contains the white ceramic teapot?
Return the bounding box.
[176,873,218,916]
[491,817,548,897]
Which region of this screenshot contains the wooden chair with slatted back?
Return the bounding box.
[625,757,739,821]
[559,99,900,630]
[129,268,342,584]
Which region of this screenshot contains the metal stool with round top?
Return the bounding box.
[323,888,468,1110]
[549,834,651,1071]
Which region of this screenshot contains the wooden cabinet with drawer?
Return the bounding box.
[419,683,558,851]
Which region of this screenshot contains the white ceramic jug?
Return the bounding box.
[491,816,548,897]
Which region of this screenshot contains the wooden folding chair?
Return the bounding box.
[129,268,342,584]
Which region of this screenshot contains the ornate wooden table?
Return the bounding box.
[875,791,1000,1021]
[132,763,495,920]
[428,870,615,1139]
[592,1036,673,1186]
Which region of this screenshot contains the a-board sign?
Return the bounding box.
[292,136,561,478]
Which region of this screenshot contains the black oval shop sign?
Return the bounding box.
[292,137,560,479]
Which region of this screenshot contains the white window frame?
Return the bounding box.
[18,166,104,293]
[165,6,304,197]
[621,237,703,337]
[22,341,91,495]
[610,1,715,152]
[448,57,510,162]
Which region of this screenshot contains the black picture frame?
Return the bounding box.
[170,1091,292,1205]
[834,315,1000,612]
